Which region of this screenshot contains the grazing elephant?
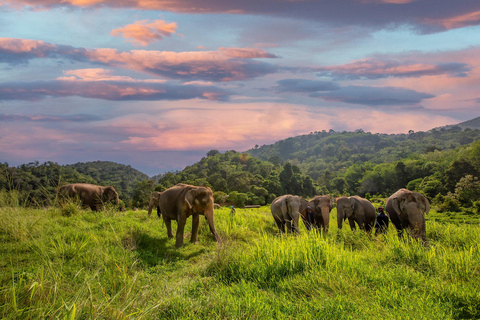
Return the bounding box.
[385,188,430,243]
[159,183,221,248]
[147,191,162,217]
[336,196,376,232]
[59,183,119,211]
[306,195,334,232]
[271,194,309,233]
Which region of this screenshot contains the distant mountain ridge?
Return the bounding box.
[441,116,480,130]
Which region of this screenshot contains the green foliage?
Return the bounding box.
[156,151,315,206]
[2,206,480,319]
[248,127,480,197]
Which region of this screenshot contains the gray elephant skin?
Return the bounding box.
[148,191,162,217]
[385,188,430,243]
[336,196,376,232]
[307,195,334,232]
[59,183,119,211]
[271,194,309,233]
[159,183,221,248]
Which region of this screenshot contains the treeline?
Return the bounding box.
[150,150,316,207]
[0,161,148,207]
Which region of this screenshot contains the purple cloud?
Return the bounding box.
[311,85,435,106]
[0,80,231,101]
[3,0,480,33]
[0,114,102,122]
[275,79,340,93]
[316,60,471,80]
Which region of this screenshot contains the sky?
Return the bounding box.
[1,0,480,176]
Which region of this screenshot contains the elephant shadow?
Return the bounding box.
[131,231,208,267]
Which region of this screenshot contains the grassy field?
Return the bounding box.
[1,204,479,319]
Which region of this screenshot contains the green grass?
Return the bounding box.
[1,205,479,319]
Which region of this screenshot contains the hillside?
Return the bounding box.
[66,161,149,198]
[442,115,480,130]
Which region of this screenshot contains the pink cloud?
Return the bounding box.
[0,38,278,81]
[316,58,470,80]
[111,19,179,46]
[57,68,166,83]
[424,10,480,30]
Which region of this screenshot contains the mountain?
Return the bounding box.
[441,116,480,131]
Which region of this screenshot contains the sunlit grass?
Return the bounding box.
[1,205,479,319]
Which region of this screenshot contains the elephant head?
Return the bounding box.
[184,186,221,244]
[336,196,355,229]
[308,195,334,232]
[103,186,119,205]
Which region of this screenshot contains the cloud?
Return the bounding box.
[111,19,179,46]
[424,10,480,30]
[316,59,471,80]
[0,114,102,122]
[0,38,278,81]
[0,80,230,101]
[3,0,480,32]
[57,68,167,83]
[275,79,340,93]
[311,85,434,106]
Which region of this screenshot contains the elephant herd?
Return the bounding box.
[270,188,430,243]
[59,182,430,247]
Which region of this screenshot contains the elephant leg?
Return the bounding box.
[164,217,174,238]
[274,219,285,233]
[191,214,200,244]
[285,219,293,233]
[348,218,356,231]
[157,205,161,218]
[175,217,187,248]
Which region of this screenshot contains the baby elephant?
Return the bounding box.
[59,183,119,211]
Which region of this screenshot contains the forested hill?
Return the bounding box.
[0,161,148,206]
[441,116,480,131]
[246,126,480,182]
[66,161,149,197]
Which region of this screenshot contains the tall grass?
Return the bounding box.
[1,204,479,319]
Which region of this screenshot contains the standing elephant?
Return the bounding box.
[336,196,376,232]
[59,183,119,211]
[159,183,221,248]
[385,188,430,243]
[307,195,334,232]
[271,194,309,233]
[147,191,162,217]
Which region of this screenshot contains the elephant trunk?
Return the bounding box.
[204,206,221,244]
[337,207,344,230]
[147,197,155,216]
[321,206,331,232]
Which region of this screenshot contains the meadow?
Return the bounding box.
[1,202,479,319]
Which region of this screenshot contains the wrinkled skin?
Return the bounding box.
[59,183,119,211]
[385,188,430,243]
[147,191,162,217]
[159,183,221,248]
[307,195,334,232]
[271,194,309,233]
[336,196,376,232]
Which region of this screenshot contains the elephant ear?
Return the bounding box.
[415,192,430,215]
[185,189,196,209]
[391,197,403,216]
[329,196,334,211]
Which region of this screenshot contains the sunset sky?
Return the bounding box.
[1,0,480,176]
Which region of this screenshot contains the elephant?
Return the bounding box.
[147,191,162,217]
[270,194,309,233]
[336,196,376,232]
[306,195,334,232]
[385,188,430,243]
[59,183,119,211]
[159,183,221,248]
